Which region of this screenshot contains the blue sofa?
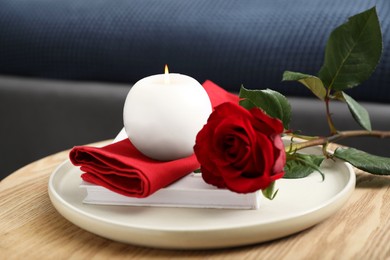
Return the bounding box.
[1,0,389,179]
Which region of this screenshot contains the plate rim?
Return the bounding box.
[48,158,356,248]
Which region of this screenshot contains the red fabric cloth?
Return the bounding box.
[69,80,239,198]
[202,80,239,106]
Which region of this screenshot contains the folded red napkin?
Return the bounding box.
[69,80,239,198]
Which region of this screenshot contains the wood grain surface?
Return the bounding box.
[1,141,390,259]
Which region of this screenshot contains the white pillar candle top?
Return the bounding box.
[123,72,212,161]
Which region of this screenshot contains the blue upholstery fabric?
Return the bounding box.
[0,0,389,102]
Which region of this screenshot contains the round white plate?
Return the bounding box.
[48,151,355,249]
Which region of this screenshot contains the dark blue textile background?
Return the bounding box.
[0,0,389,102]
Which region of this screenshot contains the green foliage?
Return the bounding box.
[239,86,291,129]
[240,7,390,187]
[334,148,390,175]
[262,181,278,200]
[282,71,327,100]
[284,153,325,179]
[281,8,381,142]
[339,92,372,131]
[318,7,382,91]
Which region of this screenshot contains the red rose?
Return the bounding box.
[194,102,286,193]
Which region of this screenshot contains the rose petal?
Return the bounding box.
[250,107,284,134]
[194,101,286,194]
[201,167,226,188]
[222,134,275,192]
[212,118,255,167]
[223,171,273,193]
[271,135,286,174]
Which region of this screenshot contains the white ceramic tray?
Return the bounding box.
[48,148,355,249]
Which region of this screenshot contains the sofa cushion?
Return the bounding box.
[0,0,389,102]
[0,76,129,178]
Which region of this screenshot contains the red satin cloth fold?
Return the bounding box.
[69,80,239,198]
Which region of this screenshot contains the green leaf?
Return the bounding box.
[282,71,327,100]
[284,154,325,179]
[239,98,257,110]
[334,148,390,175]
[262,181,278,200]
[239,86,291,129]
[340,92,372,130]
[318,7,382,91]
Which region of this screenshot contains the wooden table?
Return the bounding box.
[1,141,390,259]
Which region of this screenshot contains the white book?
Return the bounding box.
[80,173,261,210]
[80,128,261,210]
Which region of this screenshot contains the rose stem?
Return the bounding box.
[287,130,390,152]
[325,89,338,135]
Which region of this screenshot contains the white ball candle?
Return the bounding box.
[123,68,212,161]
